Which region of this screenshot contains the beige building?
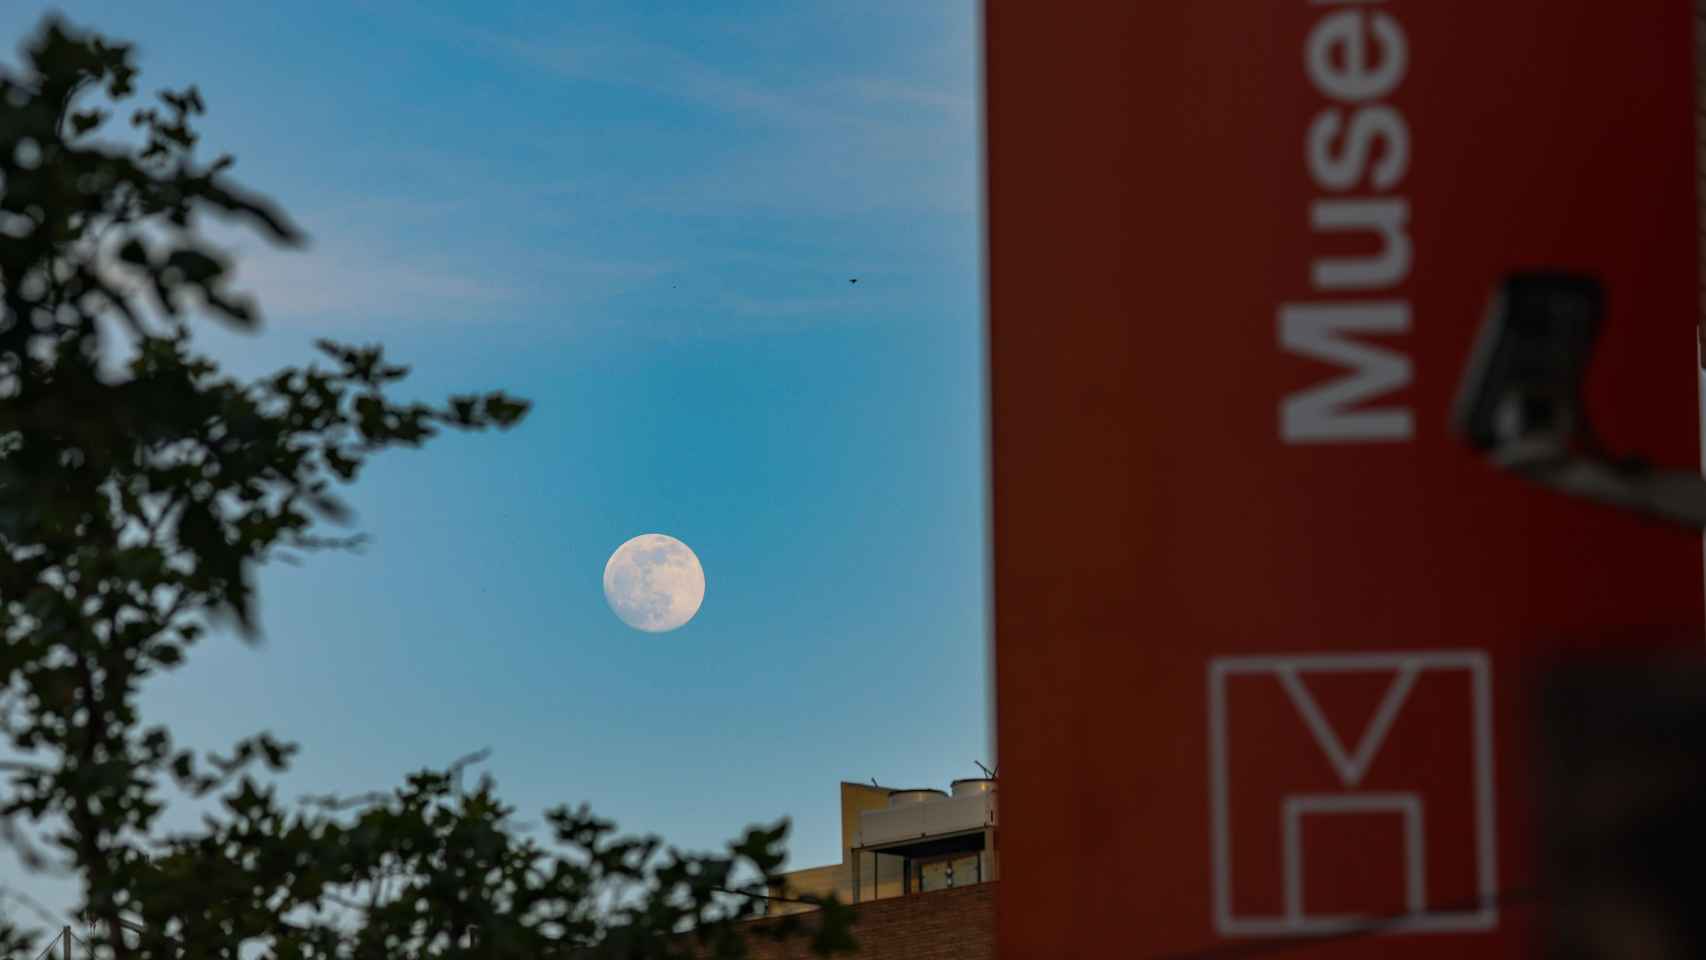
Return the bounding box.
[765,778,998,916]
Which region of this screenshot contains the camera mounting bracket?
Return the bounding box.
[1455,273,1706,531]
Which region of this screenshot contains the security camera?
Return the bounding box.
[1453,273,1601,461]
[1454,273,1706,529]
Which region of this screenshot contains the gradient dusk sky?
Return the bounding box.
[0,1,988,924]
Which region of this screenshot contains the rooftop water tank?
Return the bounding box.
[950,778,995,798]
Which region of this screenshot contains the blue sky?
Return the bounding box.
[1,1,987,924]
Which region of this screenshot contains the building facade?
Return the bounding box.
[765,779,998,915]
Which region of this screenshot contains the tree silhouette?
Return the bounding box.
[0,16,853,959]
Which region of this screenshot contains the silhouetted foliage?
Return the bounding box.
[0,16,853,959]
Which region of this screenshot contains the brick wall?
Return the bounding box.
[694,883,996,960]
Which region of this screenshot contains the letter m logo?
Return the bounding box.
[1279,302,1413,443]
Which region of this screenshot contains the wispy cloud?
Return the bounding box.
[204,197,669,334]
[194,198,509,328]
[491,29,824,132]
[147,7,980,347]
[478,25,979,221]
[842,76,976,117]
[231,243,519,324]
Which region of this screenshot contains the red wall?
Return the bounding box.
[986,1,1702,957]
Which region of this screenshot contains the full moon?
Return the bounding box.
[602,533,706,633]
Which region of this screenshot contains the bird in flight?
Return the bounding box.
[849,278,858,284]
